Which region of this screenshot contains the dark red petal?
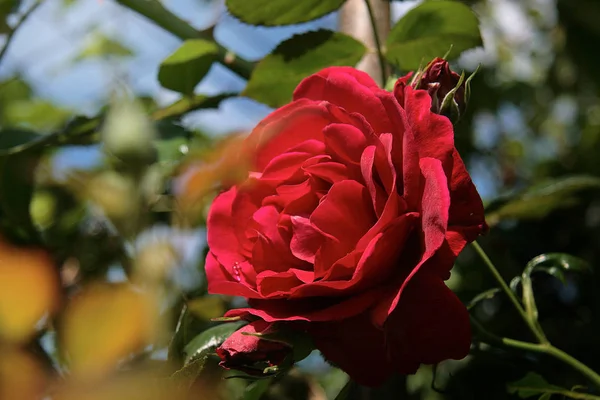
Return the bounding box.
[206,187,245,267]
[224,286,386,322]
[308,314,394,387]
[323,123,370,165]
[303,161,349,184]
[293,69,393,134]
[384,271,471,369]
[392,72,413,107]
[217,320,291,376]
[371,157,450,324]
[447,149,488,232]
[290,216,322,264]
[260,151,316,184]
[256,268,315,298]
[401,87,455,210]
[310,180,375,244]
[293,67,380,99]
[205,252,260,298]
[244,100,332,172]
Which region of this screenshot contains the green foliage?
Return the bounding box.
[485,175,600,226]
[183,321,245,365]
[507,372,600,399]
[158,39,218,94]
[74,33,135,62]
[150,93,235,121]
[0,152,41,243]
[385,0,482,71]
[334,379,353,400]
[225,0,346,26]
[244,30,366,107]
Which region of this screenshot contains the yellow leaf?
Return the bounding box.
[54,367,192,400]
[60,284,157,378]
[187,296,225,321]
[0,238,59,343]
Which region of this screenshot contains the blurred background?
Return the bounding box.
[2,0,600,399]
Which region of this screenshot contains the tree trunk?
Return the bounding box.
[338,0,391,85]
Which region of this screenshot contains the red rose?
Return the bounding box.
[205,67,487,386]
[216,321,291,376]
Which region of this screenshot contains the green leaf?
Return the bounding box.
[334,378,353,400]
[508,373,563,398]
[0,128,41,151]
[183,321,246,365]
[171,321,245,388]
[516,253,591,329]
[525,253,591,284]
[243,379,272,400]
[158,39,218,94]
[3,99,71,132]
[225,0,346,26]
[244,30,366,107]
[385,0,482,71]
[150,93,235,120]
[507,372,600,400]
[486,175,600,227]
[0,152,42,243]
[75,33,134,61]
[0,17,9,34]
[0,0,19,18]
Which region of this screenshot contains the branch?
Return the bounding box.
[338,0,390,86]
[0,0,42,66]
[115,0,254,80]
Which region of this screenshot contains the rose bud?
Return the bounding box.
[394,57,473,122]
[216,321,292,376]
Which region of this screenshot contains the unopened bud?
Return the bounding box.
[394,58,477,122]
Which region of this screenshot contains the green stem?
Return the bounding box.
[472,317,600,391]
[0,0,42,66]
[363,0,388,87]
[115,0,254,80]
[471,241,548,344]
[503,338,600,390]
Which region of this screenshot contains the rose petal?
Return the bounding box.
[323,123,371,166]
[205,252,260,298]
[309,314,394,387]
[371,157,450,325]
[290,216,322,264]
[206,188,245,267]
[293,69,393,134]
[217,320,291,376]
[384,271,471,369]
[244,100,332,172]
[310,180,375,244]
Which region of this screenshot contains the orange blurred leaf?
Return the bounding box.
[60,284,157,378]
[177,134,250,210]
[0,347,49,400]
[54,367,191,400]
[0,238,59,343]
